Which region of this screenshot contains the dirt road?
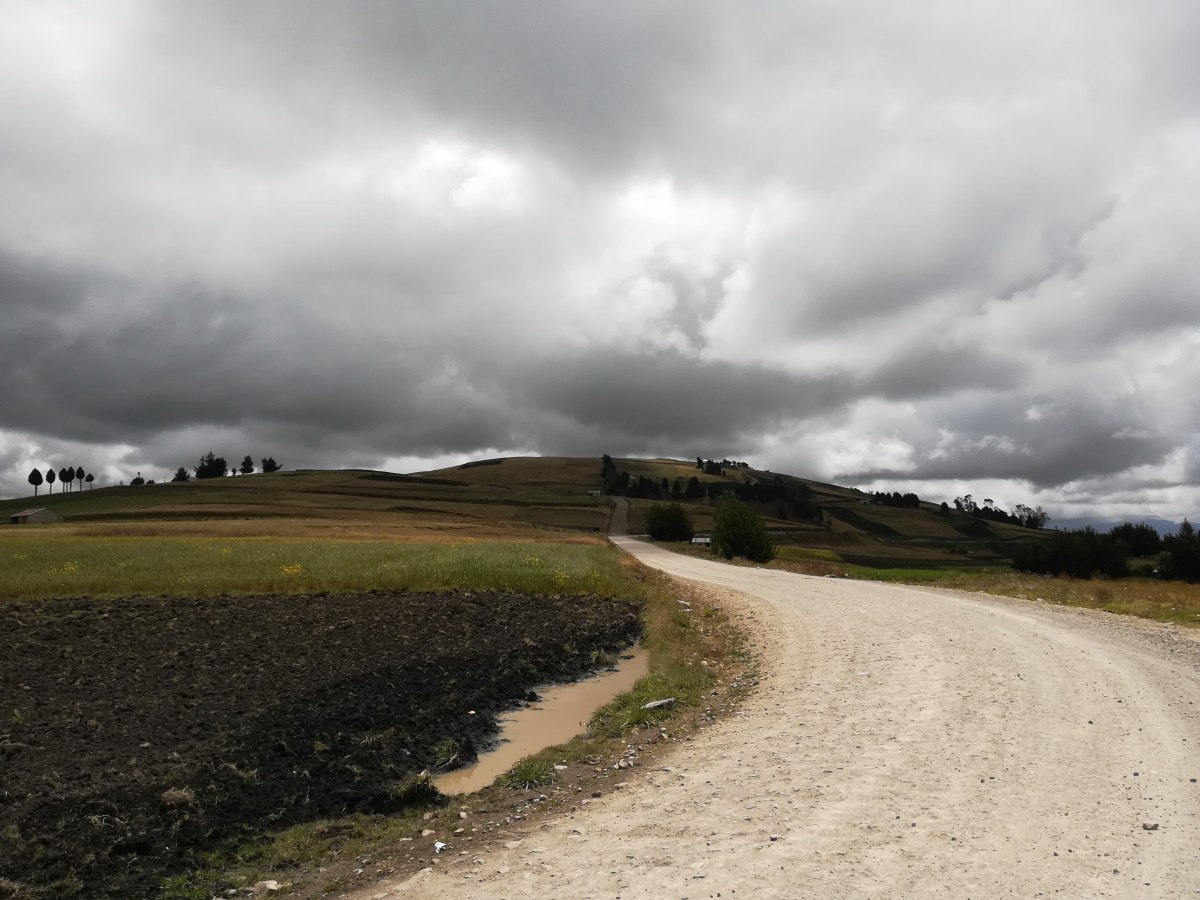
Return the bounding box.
[360,539,1200,898]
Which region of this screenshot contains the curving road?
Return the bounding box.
[364,538,1200,899]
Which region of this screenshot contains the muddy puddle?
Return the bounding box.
[436,646,649,795]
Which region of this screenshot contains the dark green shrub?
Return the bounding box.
[711,499,775,562]
[644,502,695,543]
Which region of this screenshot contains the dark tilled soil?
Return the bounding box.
[0,591,641,898]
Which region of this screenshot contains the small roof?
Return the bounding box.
[12,508,49,517]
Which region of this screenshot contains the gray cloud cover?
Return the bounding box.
[1,0,1197,522]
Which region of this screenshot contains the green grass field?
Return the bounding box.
[0,535,641,601]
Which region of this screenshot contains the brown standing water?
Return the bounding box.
[436,646,649,795]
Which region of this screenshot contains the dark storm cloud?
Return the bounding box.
[865,346,1024,401]
[155,2,716,179]
[0,244,514,455]
[512,349,854,448]
[839,393,1174,488]
[0,245,93,318]
[1,1,1199,518]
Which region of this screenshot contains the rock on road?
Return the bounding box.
[363,538,1200,899]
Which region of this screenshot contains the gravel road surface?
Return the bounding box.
[358,538,1200,899]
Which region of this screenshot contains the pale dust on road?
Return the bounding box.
[356,538,1200,899]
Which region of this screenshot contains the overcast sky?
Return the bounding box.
[2,1,1197,522]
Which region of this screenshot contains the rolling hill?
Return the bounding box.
[1,455,1047,569]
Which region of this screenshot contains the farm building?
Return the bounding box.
[9,507,65,525]
[691,535,712,546]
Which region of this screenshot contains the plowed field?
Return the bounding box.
[1,591,640,898]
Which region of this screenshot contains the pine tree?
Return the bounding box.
[195,452,228,479]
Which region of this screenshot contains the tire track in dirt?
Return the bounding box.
[358,539,1200,899]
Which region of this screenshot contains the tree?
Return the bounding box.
[45,467,56,494]
[130,471,145,486]
[28,468,43,496]
[239,455,255,475]
[600,454,616,480]
[195,452,227,479]
[85,473,94,489]
[65,466,76,492]
[644,502,695,543]
[261,457,281,473]
[1159,519,1200,581]
[171,467,190,483]
[75,468,86,491]
[1110,522,1161,557]
[58,467,70,492]
[711,499,776,562]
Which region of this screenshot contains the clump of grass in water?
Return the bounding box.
[500,757,558,790]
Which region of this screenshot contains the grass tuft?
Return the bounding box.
[499,757,559,790]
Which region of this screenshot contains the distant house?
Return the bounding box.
[691,535,712,546]
[586,490,603,497]
[10,507,65,525]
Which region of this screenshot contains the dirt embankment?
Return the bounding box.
[362,538,1200,899]
[1,591,640,898]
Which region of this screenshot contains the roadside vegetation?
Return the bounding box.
[711,499,776,562]
[643,502,695,543]
[758,547,1200,628]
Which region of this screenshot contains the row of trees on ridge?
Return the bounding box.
[952,494,1049,529]
[172,453,282,482]
[27,466,93,495]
